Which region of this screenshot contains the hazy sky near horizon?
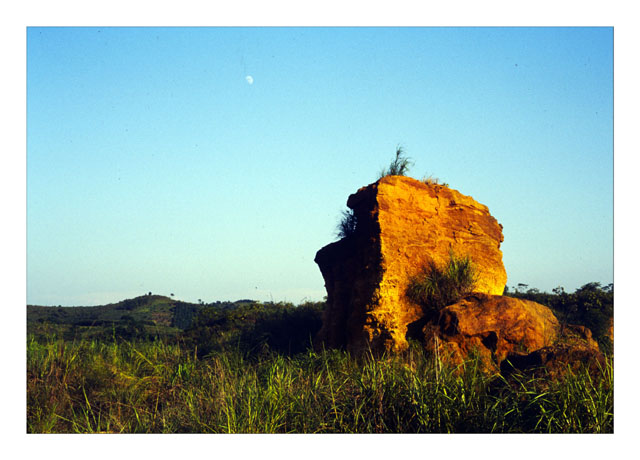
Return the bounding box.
[27,27,613,306]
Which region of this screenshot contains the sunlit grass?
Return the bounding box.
[378,145,413,179]
[407,251,477,314]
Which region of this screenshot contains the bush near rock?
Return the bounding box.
[506,282,613,353]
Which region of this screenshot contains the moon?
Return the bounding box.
[245,75,254,85]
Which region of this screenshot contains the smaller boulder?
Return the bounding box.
[500,324,606,379]
[419,293,560,371]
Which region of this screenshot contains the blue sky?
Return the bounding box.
[26,27,613,306]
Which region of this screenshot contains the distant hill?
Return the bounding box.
[27,294,326,352]
[27,295,257,331]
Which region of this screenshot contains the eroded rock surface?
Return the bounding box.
[315,176,507,354]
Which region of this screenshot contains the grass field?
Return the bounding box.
[26,285,613,433]
[27,334,612,433]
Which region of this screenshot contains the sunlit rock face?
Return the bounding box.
[314,175,507,354]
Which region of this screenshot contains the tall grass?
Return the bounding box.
[27,335,612,433]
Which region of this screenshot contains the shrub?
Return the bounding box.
[407,251,477,314]
[185,301,326,358]
[378,145,413,179]
[504,282,613,352]
[336,208,357,239]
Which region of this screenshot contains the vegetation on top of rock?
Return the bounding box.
[407,251,478,315]
[421,175,448,187]
[376,145,448,186]
[378,145,413,179]
[336,145,451,242]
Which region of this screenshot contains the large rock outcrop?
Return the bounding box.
[314,175,508,354]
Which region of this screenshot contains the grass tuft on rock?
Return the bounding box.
[407,251,477,313]
[378,145,413,179]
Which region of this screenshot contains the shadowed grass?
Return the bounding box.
[336,208,357,240]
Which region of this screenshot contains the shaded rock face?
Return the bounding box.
[420,293,561,370]
[315,176,507,354]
